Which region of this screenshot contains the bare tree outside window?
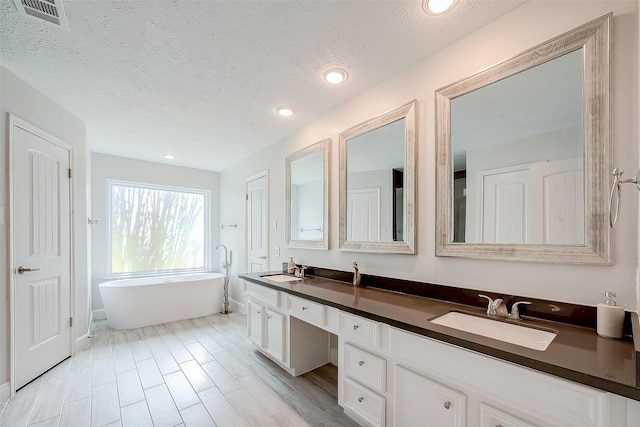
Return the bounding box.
[110,182,208,274]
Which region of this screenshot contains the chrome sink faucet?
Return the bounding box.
[507,301,532,320]
[479,294,508,317]
[479,294,532,320]
[352,261,361,287]
[294,265,308,278]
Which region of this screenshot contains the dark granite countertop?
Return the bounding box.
[240,271,640,401]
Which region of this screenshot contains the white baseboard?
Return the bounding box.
[230,298,246,315]
[92,308,107,321]
[0,381,10,403]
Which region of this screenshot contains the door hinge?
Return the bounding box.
[70,317,73,327]
[68,168,72,178]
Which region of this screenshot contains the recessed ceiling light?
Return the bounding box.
[277,108,294,117]
[324,68,348,85]
[423,0,457,14]
[164,154,175,160]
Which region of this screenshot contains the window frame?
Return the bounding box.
[106,179,211,278]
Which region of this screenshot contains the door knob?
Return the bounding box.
[17,266,40,274]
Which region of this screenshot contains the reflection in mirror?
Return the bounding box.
[436,14,611,263]
[452,49,584,244]
[339,100,416,254]
[285,138,329,250]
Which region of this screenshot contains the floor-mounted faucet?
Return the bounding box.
[216,244,232,314]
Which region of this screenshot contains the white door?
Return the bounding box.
[11,117,72,390]
[528,158,584,244]
[246,172,268,272]
[479,167,529,243]
[347,188,380,241]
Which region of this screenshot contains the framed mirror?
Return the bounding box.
[436,14,611,264]
[285,138,330,250]
[339,100,416,254]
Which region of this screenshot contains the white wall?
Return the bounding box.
[220,1,639,313]
[90,153,221,311]
[0,66,90,388]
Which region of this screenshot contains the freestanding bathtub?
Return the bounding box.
[99,273,224,329]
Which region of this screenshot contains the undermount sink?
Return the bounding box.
[261,274,302,283]
[430,311,556,351]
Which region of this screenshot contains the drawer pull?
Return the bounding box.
[353,324,359,330]
[267,315,271,319]
[443,401,451,410]
[496,425,503,427]
[302,306,307,310]
[358,360,365,366]
[358,397,364,403]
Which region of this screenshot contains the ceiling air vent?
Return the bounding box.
[12,0,69,30]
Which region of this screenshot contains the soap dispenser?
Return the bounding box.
[288,257,296,274]
[597,291,625,339]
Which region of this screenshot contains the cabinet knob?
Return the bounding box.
[302,306,307,310]
[358,397,364,403]
[257,310,262,314]
[443,401,451,410]
[358,360,365,366]
[267,315,271,319]
[353,324,359,330]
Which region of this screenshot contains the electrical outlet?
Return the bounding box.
[275,247,280,257]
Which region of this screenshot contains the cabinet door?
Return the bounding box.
[247,301,264,346]
[265,308,286,363]
[480,404,537,427]
[394,366,466,427]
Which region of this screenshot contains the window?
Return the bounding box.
[109,181,210,275]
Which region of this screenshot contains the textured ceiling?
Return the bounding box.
[0,0,525,172]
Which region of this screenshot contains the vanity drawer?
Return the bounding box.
[342,377,385,427]
[343,343,386,393]
[480,404,537,427]
[245,282,280,307]
[287,295,326,327]
[339,311,380,347]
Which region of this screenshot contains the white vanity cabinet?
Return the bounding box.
[388,327,615,427]
[246,299,287,365]
[244,281,637,427]
[393,365,466,427]
[244,281,331,376]
[338,312,387,427]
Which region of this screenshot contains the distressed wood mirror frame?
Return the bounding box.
[339,100,417,254]
[285,138,330,250]
[435,14,611,264]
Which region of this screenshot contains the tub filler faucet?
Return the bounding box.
[216,244,232,314]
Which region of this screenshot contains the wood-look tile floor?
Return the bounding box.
[0,313,360,427]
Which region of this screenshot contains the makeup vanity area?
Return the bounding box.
[241,12,640,427]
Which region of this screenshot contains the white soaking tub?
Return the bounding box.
[99,273,224,329]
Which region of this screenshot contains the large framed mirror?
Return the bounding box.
[285,138,330,250]
[436,14,611,264]
[339,100,416,254]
